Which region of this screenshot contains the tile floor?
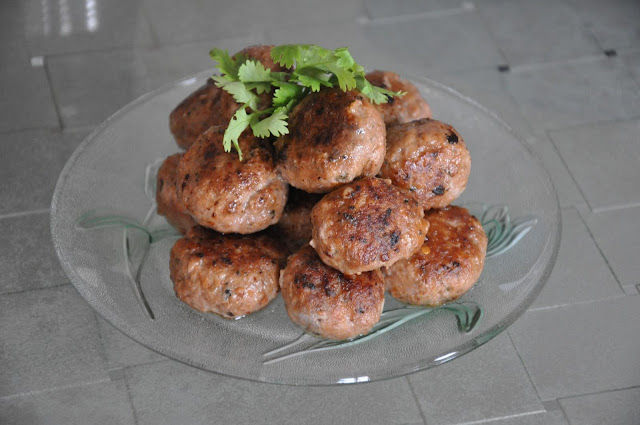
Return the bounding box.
[1,0,639,423]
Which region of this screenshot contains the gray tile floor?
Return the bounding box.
[1,0,638,423]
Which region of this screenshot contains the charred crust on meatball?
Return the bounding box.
[384,206,487,307]
[310,177,429,275]
[275,88,386,193]
[170,227,287,318]
[380,118,471,210]
[365,70,432,126]
[280,246,385,340]
[175,126,288,234]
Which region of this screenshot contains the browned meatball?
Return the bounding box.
[273,188,322,253]
[310,177,429,275]
[379,118,471,210]
[176,126,288,234]
[385,206,487,307]
[169,45,286,150]
[170,227,287,318]
[366,70,432,126]
[275,88,386,193]
[280,245,385,340]
[169,80,238,150]
[155,153,197,234]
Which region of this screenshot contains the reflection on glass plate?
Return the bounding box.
[51,70,560,385]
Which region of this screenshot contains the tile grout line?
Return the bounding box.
[544,130,593,212]
[592,202,640,214]
[365,5,472,25]
[574,208,627,293]
[1,281,71,297]
[0,378,111,401]
[122,369,141,425]
[455,410,544,425]
[42,57,65,130]
[0,208,51,220]
[526,294,627,313]
[472,2,510,68]
[505,331,545,405]
[546,113,640,135]
[557,384,640,403]
[404,376,429,425]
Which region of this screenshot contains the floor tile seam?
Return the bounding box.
[546,114,640,135]
[0,124,61,136]
[542,130,592,210]
[137,1,161,50]
[574,208,627,291]
[525,293,628,313]
[591,202,640,214]
[0,208,50,220]
[42,56,65,130]
[0,281,71,297]
[27,36,155,59]
[404,376,428,425]
[454,409,545,425]
[470,2,509,67]
[507,53,615,73]
[122,364,141,425]
[557,384,640,403]
[363,4,472,25]
[0,377,111,401]
[504,331,545,407]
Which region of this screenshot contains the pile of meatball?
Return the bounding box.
[160,45,488,340]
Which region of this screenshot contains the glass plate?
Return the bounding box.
[51,70,560,385]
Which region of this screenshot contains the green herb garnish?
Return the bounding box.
[209,44,404,159]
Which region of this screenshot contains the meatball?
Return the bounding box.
[169,45,286,150]
[280,245,385,340]
[379,118,471,210]
[384,206,487,307]
[155,153,197,234]
[366,70,432,126]
[176,126,288,234]
[273,188,322,253]
[169,79,239,150]
[170,227,286,318]
[275,88,386,193]
[310,177,429,275]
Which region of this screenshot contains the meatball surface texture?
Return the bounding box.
[176,126,288,234]
[384,206,487,306]
[156,153,197,234]
[366,70,432,126]
[275,88,386,193]
[380,118,470,209]
[280,245,385,340]
[310,177,429,275]
[170,227,287,318]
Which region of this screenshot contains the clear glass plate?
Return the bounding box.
[51,70,560,385]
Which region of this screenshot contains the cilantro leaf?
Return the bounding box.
[271,44,305,68]
[250,107,289,138]
[238,61,272,83]
[209,48,241,80]
[213,78,259,109]
[334,47,355,69]
[223,107,251,160]
[272,82,304,107]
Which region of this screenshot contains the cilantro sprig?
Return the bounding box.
[210,44,404,159]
